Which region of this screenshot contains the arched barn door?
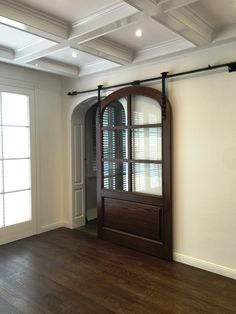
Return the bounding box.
[96,86,172,260]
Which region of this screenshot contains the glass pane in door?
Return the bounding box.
[132,95,162,125]
[103,162,128,191]
[132,163,162,196]
[103,129,128,159]
[132,128,162,160]
[103,97,128,127]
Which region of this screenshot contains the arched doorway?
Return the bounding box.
[71,96,98,230]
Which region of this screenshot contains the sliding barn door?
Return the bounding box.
[97,86,172,260]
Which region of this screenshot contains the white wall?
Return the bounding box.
[0,62,64,233]
[62,41,236,278]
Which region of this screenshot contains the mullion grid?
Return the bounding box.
[102,96,162,193]
[0,92,31,228]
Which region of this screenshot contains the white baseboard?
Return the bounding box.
[86,208,97,221]
[39,221,65,233]
[0,230,35,246]
[174,252,236,280]
[72,216,85,229]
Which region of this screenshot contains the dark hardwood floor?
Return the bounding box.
[77,219,97,236]
[0,228,235,314]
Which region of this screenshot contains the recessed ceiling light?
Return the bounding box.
[72,51,78,58]
[135,29,143,37]
[35,63,39,67]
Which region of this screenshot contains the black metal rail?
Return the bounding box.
[67,61,236,96]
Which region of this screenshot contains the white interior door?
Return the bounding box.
[72,110,85,228]
[0,86,36,244]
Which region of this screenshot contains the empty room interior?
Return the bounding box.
[0,0,236,313]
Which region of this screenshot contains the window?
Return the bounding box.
[0,92,31,227]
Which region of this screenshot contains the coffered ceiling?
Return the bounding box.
[0,0,236,77]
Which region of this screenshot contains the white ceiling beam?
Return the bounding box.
[123,0,199,14]
[69,2,142,45]
[123,0,161,16]
[14,42,67,64]
[28,58,80,77]
[70,12,143,45]
[124,0,213,46]
[70,2,138,39]
[160,0,199,12]
[134,37,193,62]
[152,11,212,46]
[8,1,138,65]
[167,7,213,42]
[15,39,57,62]
[74,38,134,65]
[0,0,69,42]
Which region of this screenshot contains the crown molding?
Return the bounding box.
[77,39,236,81]
[80,60,120,76]
[213,23,236,43]
[0,45,14,60]
[29,58,80,77]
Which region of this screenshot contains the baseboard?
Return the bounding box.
[39,221,65,233]
[0,230,35,246]
[72,216,85,229]
[174,252,236,280]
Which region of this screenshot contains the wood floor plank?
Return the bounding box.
[0,228,235,314]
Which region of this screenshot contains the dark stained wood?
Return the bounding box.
[102,158,162,164]
[97,85,172,260]
[103,198,162,240]
[0,228,235,314]
[101,123,162,130]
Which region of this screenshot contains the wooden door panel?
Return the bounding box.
[101,227,169,259]
[103,198,162,241]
